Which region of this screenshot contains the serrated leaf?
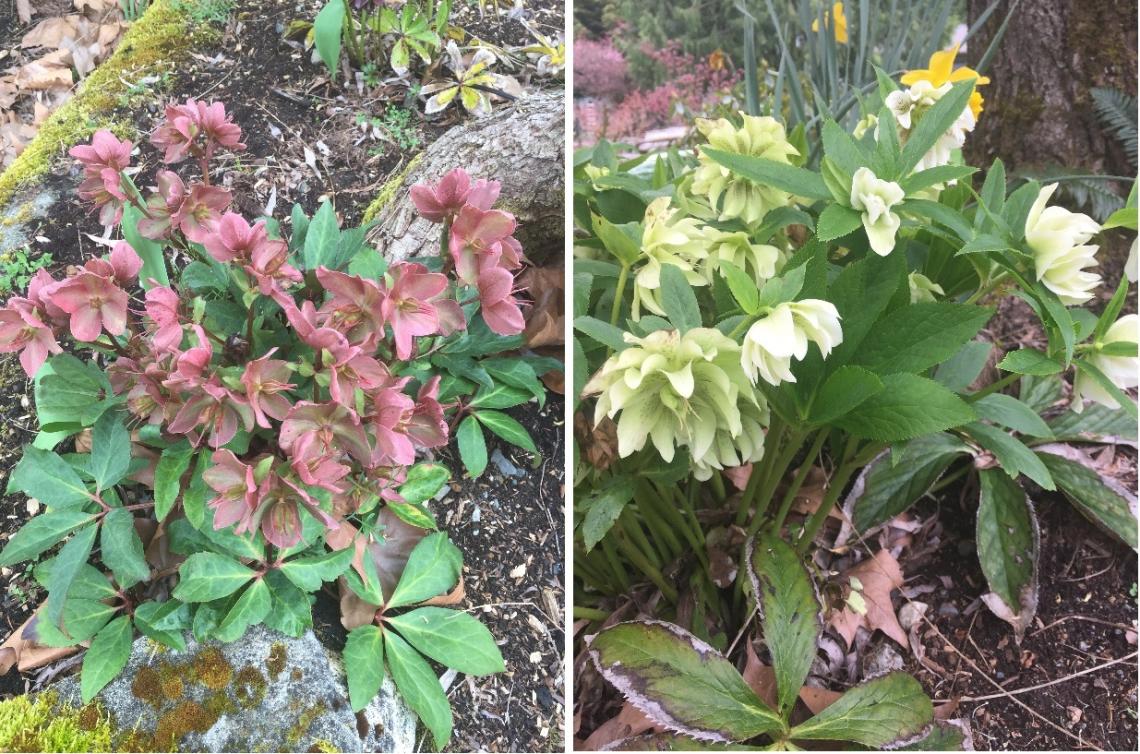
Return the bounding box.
[468,383,531,409]
[589,620,784,743]
[717,260,759,314]
[153,440,194,522]
[976,469,1039,641]
[852,303,993,376]
[747,534,819,717]
[45,523,98,630]
[345,624,386,712]
[660,264,701,332]
[787,672,932,747]
[134,600,190,652]
[34,599,115,648]
[385,630,453,748]
[998,348,1063,376]
[0,510,96,567]
[815,204,863,243]
[833,374,976,442]
[973,394,1053,438]
[279,547,354,592]
[966,423,1055,490]
[263,570,313,638]
[81,615,132,702]
[809,366,884,424]
[701,148,830,200]
[581,478,635,551]
[933,340,992,392]
[387,532,461,609]
[101,508,151,589]
[457,415,487,478]
[844,435,969,533]
[214,578,271,641]
[89,413,131,493]
[172,552,255,603]
[387,607,504,675]
[1037,445,1138,551]
[475,410,539,456]
[8,447,92,509]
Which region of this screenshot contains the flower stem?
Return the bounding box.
[573,606,610,621]
[967,371,1020,402]
[609,263,630,329]
[796,461,858,554]
[767,429,828,535]
[614,522,679,602]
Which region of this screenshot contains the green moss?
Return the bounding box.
[310,739,340,753]
[266,641,288,680]
[285,701,328,748]
[0,0,220,206]
[190,646,234,690]
[233,664,268,708]
[361,152,425,224]
[0,692,115,752]
[152,699,218,751]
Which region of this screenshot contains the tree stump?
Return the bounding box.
[367,89,564,266]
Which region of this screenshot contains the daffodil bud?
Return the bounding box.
[1073,314,1139,411]
[1026,183,1102,305]
[740,300,843,386]
[850,167,905,256]
[691,114,799,226]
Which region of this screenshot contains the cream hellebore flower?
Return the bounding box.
[1125,237,1137,284]
[1025,183,1102,305]
[631,198,709,319]
[583,328,768,477]
[701,228,784,288]
[885,80,976,173]
[850,167,905,256]
[740,300,843,386]
[908,272,945,303]
[691,114,800,226]
[1072,314,1139,412]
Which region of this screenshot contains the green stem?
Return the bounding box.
[637,484,692,562]
[928,463,972,495]
[610,263,630,328]
[614,523,679,602]
[678,483,707,546]
[728,315,756,340]
[963,271,1009,305]
[752,429,806,524]
[768,430,828,535]
[735,416,786,525]
[796,462,858,554]
[637,498,684,563]
[709,472,726,503]
[967,371,1020,402]
[573,606,610,621]
[620,508,662,569]
[600,537,630,591]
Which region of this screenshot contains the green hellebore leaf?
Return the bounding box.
[172,552,256,603]
[344,624,386,712]
[81,615,133,703]
[387,607,504,676]
[387,532,462,609]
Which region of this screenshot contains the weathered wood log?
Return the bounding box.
[366,89,564,265]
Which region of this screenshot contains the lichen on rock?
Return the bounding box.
[42,624,415,753]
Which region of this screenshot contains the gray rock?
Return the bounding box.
[51,624,416,752]
[0,186,58,255]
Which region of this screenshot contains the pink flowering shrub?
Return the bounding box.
[573,38,630,99]
[0,99,553,743]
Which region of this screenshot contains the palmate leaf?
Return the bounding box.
[588,620,784,743]
[385,630,453,749]
[386,607,504,676]
[387,532,461,609]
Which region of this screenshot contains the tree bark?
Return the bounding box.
[965,0,1137,175]
[367,90,564,265]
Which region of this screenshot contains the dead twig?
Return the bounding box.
[932,651,1138,704]
[1029,615,1137,638]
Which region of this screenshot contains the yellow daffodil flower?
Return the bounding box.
[901,44,990,118]
[811,2,849,44]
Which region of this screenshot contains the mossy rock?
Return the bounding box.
[44,625,415,753]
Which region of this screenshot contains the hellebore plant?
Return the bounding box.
[0,98,552,749]
[573,56,1137,749]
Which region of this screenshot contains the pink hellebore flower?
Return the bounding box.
[204,213,281,265]
[139,171,231,242]
[410,168,472,222]
[315,268,387,349]
[477,266,525,336]
[167,380,254,448]
[368,384,417,467]
[449,204,517,285]
[108,241,143,286]
[48,271,130,342]
[203,449,259,533]
[241,350,296,428]
[195,100,246,159]
[255,473,338,549]
[0,297,62,378]
[144,285,183,351]
[325,342,390,407]
[380,262,450,360]
[77,168,129,226]
[289,432,351,493]
[407,376,448,449]
[69,129,133,175]
[150,98,246,165]
[245,232,302,295]
[279,401,372,467]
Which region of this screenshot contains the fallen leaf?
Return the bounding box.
[16,0,33,24]
[798,684,843,715]
[582,703,655,750]
[743,639,779,708]
[21,17,80,50]
[829,548,908,647]
[519,266,563,348]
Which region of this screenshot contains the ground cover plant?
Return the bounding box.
[572,28,1138,750]
[0,95,557,749]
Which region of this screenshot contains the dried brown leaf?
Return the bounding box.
[828,548,908,647]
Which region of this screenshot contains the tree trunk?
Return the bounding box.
[367,90,564,266]
[965,0,1137,175]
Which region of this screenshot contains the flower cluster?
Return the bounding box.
[692,114,800,226]
[583,328,769,479]
[411,167,527,335]
[0,100,531,551]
